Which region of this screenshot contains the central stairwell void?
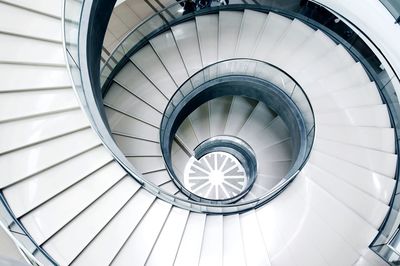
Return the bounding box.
[1,0,400,265]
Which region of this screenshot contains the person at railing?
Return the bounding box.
[197,0,212,8]
[183,0,197,15]
[219,0,229,5]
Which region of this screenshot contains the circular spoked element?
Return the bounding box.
[183,152,248,200]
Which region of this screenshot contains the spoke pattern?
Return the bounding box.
[183,152,247,200]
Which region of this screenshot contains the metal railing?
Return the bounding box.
[159,58,315,205]
[64,0,400,263]
[379,0,400,24]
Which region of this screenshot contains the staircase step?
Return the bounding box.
[130,45,177,98]
[111,200,171,266]
[199,215,223,266]
[150,30,189,86]
[172,20,203,75]
[146,207,190,266]
[173,212,207,266]
[235,9,268,58]
[70,189,155,266]
[218,11,243,61]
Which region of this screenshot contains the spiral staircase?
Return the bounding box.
[1,0,400,265]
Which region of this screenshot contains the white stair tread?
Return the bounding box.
[150,30,189,86]
[267,19,315,65]
[310,82,382,112]
[113,135,161,157]
[0,34,64,65]
[257,175,357,266]
[249,117,290,150]
[284,29,336,72]
[172,142,190,177]
[0,128,101,188]
[218,11,243,60]
[238,102,276,141]
[114,62,168,113]
[21,162,127,244]
[240,210,271,266]
[314,138,396,177]
[111,200,171,266]
[0,89,78,122]
[305,63,370,97]
[146,207,189,266]
[130,45,177,98]
[71,189,155,266]
[317,125,395,153]
[105,108,159,142]
[172,21,203,76]
[304,163,389,229]
[256,139,293,162]
[3,146,113,218]
[196,14,218,67]
[159,180,180,195]
[295,44,355,84]
[223,214,246,266]
[142,170,171,186]
[316,104,391,128]
[1,0,63,18]
[258,160,292,179]
[189,102,210,144]
[252,12,292,60]
[235,10,268,58]
[309,150,395,204]
[43,177,140,265]
[104,83,162,127]
[307,177,378,252]
[0,108,89,154]
[174,213,206,266]
[176,118,199,152]
[199,215,223,266]
[127,157,165,174]
[209,96,232,136]
[0,3,61,42]
[224,96,256,135]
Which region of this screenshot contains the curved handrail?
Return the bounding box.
[69,0,400,262]
[158,58,315,206]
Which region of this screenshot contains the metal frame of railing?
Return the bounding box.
[0,0,399,264]
[158,58,315,205]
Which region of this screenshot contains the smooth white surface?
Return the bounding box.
[21,162,126,244]
[0,3,61,42]
[150,30,189,86]
[0,129,101,188]
[218,11,243,61]
[146,207,189,266]
[209,96,232,136]
[0,89,78,122]
[240,210,271,266]
[114,62,168,113]
[71,190,155,266]
[174,213,206,266]
[188,102,210,144]
[196,14,219,67]
[236,10,268,58]
[252,12,292,60]
[44,177,139,265]
[130,45,177,98]
[111,200,171,266]
[3,146,113,218]
[0,108,89,154]
[223,214,246,266]
[172,21,203,75]
[199,215,223,266]
[224,96,256,135]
